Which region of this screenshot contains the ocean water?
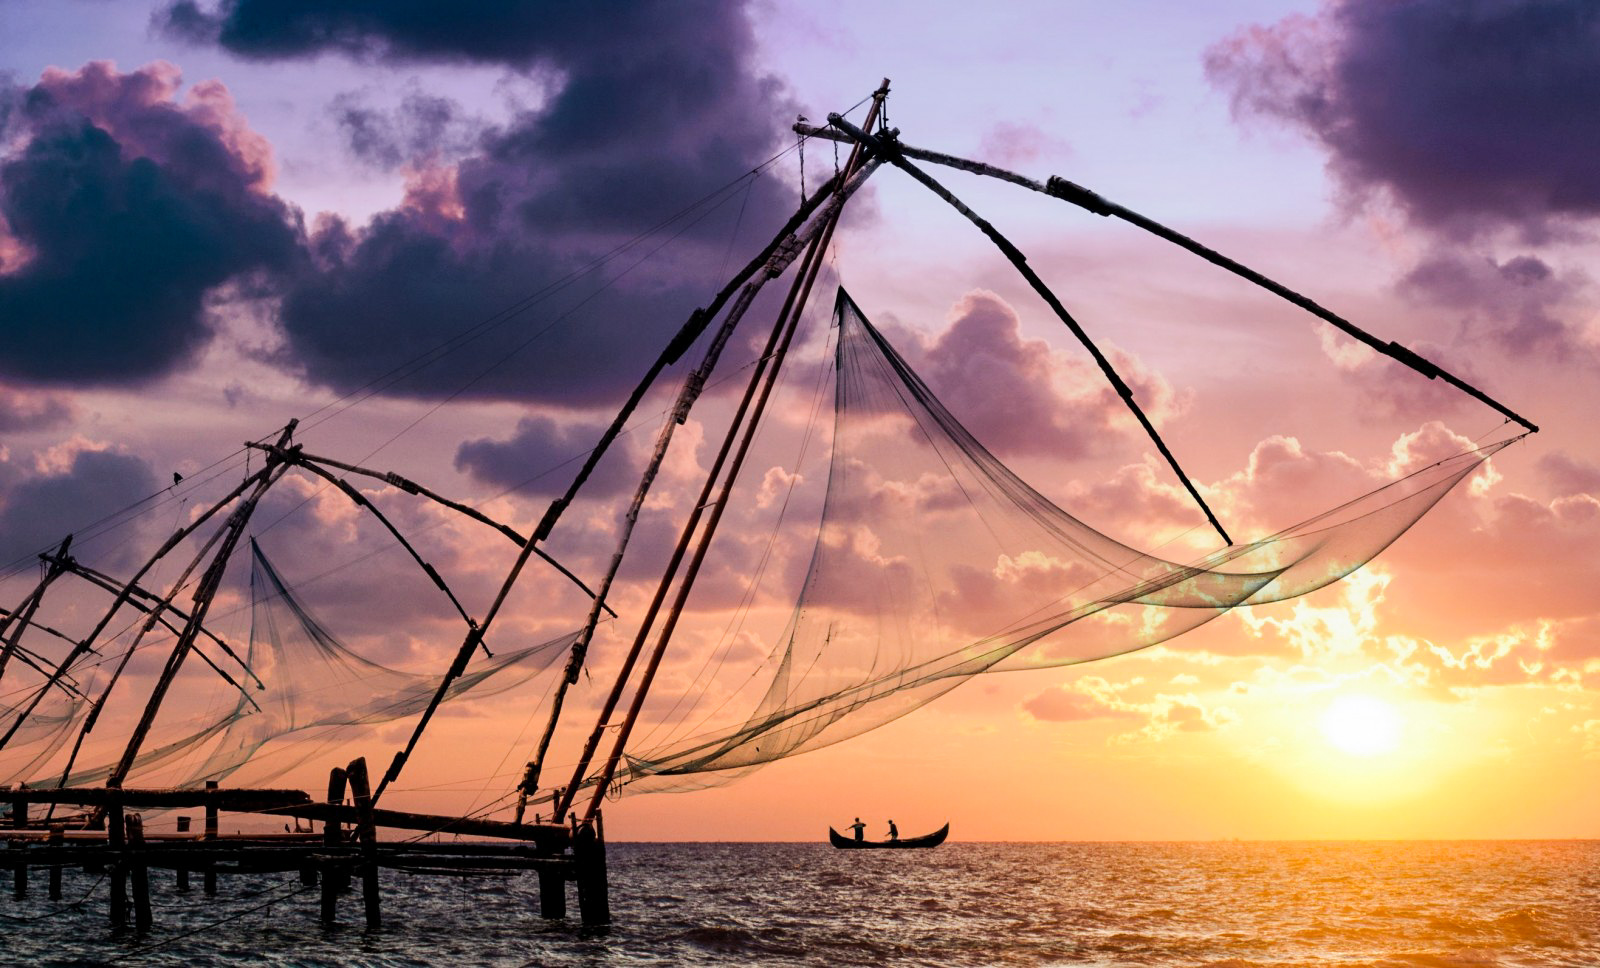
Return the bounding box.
[2,841,1595,966]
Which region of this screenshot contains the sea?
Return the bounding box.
[2,841,1595,966]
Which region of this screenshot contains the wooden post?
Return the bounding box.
[175,816,190,892]
[574,816,609,927]
[107,799,126,929]
[10,783,25,898]
[345,758,380,929]
[537,866,566,920]
[321,766,347,925]
[47,825,63,900]
[126,813,152,932]
[203,780,218,896]
[8,840,24,900]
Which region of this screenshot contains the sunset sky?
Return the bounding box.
[1,0,1596,841]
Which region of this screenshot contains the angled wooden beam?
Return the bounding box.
[828,114,1232,546]
[797,121,1538,435]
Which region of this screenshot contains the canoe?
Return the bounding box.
[828,822,948,849]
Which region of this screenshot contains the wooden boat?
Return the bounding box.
[829,822,948,849]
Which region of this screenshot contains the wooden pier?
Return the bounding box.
[1,756,609,932]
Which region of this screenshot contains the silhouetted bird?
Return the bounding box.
[173,472,183,485]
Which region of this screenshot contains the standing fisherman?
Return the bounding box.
[847,817,866,842]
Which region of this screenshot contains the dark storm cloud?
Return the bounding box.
[455,414,634,497]
[165,0,796,404]
[0,62,302,387]
[1206,0,1600,238]
[159,0,620,67]
[0,448,158,568]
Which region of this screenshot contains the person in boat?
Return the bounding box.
[887,819,898,841]
[848,817,866,842]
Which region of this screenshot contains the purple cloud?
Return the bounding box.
[0,62,302,387]
[454,414,634,497]
[1206,0,1600,239]
[0,448,157,570]
[164,0,799,405]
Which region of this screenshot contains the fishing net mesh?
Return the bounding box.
[3,541,571,789]
[623,289,1508,792]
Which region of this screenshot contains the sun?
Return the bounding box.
[1319,693,1402,757]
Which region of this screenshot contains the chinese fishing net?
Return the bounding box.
[622,288,1512,792]
[31,540,573,789]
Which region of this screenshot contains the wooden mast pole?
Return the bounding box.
[796,121,1539,436]
[0,536,71,684]
[517,138,889,823]
[826,114,1233,546]
[370,155,883,806]
[39,555,262,691]
[0,446,283,753]
[46,421,296,793]
[103,450,292,790]
[576,81,891,820]
[243,444,616,616]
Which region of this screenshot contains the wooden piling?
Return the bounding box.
[537,867,566,919]
[47,825,63,900]
[345,758,380,929]
[203,780,218,896]
[321,766,347,925]
[175,816,191,892]
[10,783,26,899]
[107,800,126,929]
[574,815,609,927]
[126,813,152,932]
[8,840,24,900]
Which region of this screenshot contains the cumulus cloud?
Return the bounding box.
[0,446,157,569]
[166,0,798,405]
[0,62,303,387]
[899,289,1181,460]
[1206,0,1600,238]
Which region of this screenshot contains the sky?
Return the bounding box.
[0,0,1596,841]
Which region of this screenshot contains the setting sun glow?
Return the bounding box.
[1319,694,1402,757]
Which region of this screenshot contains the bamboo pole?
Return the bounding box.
[827,114,1232,546]
[796,120,1538,435]
[516,151,887,819]
[48,557,262,710]
[549,226,828,820]
[0,535,71,684]
[47,555,263,689]
[0,453,278,754]
[282,459,476,626]
[578,82,892,820]
[372,154,883,806]
[104,452,292,792]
